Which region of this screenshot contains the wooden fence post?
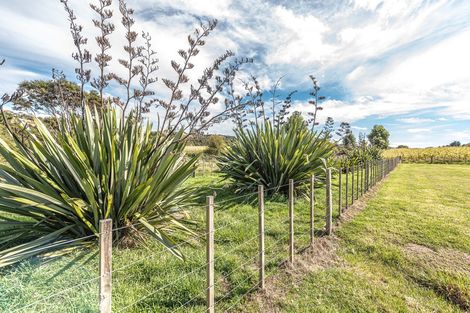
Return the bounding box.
[382,160,384,179]
[326,169,333,235]
[345,167,349,210]
[357,162,360,199]
[364,161,370,193]
[206,196,215,313]
[99,219,112,313]
[366,161,369,191]
[289,179,295,265]
[351,165,355,205]
[372,160,377,185]
[371,161,374,186]
[372,161,375,186]
[310,174,315,246]
[372,161,374,185]
[338,168,342,216]
[383,160,385,179]
[362,162,365,194]
[258,185,265,290]
[375,160,378,184]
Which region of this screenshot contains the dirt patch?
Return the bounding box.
[236,178,390,312]
[242,236,343,313]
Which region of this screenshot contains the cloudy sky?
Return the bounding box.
[1,0,470,147]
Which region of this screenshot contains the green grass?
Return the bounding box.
[0,169,346,313]
[1,164,468,312]
[253,164,469,312]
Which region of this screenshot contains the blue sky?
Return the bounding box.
[1,0,470,147]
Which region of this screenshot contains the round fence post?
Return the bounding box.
[351,165,355,205]
[206,196,215,313]
[345,166,349,210]
[99,219,112,313]
[345,167,349,210]
[289,179,295,265]
[326,169,333,236]
[338,168,342,216]
[366,161,370,191]
[310,174,315,246]
[258,185,265,290]
[356,162,365,199]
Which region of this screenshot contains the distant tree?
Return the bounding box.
[449,141,461,147]
[343,132,356,149]
[397,145,409,149]
[322,116,335,140]
[336,122,355,149]
[367,125,390,149]
[12,77,101,118]
[358,132,367,148]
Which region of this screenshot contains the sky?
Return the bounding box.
[1,0,470,147]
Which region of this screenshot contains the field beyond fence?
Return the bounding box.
[383,146,470,164]
[1,158,400,312]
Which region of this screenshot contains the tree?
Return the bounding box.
[397,145,409,148]
[367,125,390,149]
[12,77,101,117]
[449,141,461,147]
[337,122,355,149]
[358,132,367,148]
[343,132,356,149]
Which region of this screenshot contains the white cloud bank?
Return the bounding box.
[1,0,470,146]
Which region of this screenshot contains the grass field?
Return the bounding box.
[0,164,469,312]
[184,145,210,155]
[244,164,470,312]
[0,170,347,312]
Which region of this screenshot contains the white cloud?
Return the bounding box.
[265,6,333,65]
[352,126,367,131]
[1,0,470,143]
[398,117,434,124]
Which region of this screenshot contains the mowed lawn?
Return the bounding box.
[259,164,470,312]
[0,169,345,312]
[0,164,468,312]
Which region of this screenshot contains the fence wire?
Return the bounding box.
[6,158,400,313]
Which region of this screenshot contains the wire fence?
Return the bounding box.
[4,157,400,313]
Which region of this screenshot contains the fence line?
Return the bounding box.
[11,157,400,313]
